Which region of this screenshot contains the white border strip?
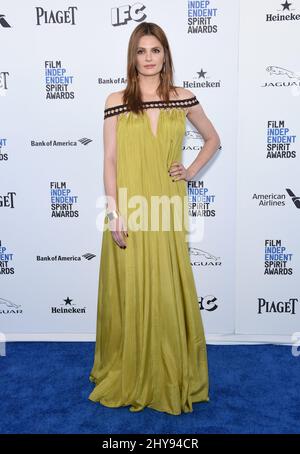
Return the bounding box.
[3,333,294,345]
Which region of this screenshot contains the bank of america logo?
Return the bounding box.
[82,253,96,260]
[78,137,92,146]
[0,14,11,28]
[286,189,300,208]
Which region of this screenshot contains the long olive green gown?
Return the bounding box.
[89,96,209,415]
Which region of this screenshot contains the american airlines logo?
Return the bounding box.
[0,14,11,27]
[286,188,300,208]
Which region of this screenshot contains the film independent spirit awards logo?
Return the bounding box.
[50,182,79,218]
[0,138,8,161]
[266,120,297,159]
[187,1,219,34]
[0,240,15,276]
[188,180,216,218]
[264,240,293,276]
[44,61,75,100]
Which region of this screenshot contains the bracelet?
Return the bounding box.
[106,209,119,221]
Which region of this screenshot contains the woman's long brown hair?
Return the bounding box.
[122,22,179,115]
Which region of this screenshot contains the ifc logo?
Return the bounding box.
[111,3,147,26]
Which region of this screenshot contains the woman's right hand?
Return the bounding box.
[108,214,128,249]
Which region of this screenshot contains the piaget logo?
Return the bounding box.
[0,192,16,208]
[258,297,298,314]
[35,6,78,25]
[0,71,9,95]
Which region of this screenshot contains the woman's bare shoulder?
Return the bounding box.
[172,87,197,101]
[104,90,126,109]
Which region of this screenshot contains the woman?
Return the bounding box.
[89,22,221,415]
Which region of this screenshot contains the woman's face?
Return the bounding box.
[135,35,165,77]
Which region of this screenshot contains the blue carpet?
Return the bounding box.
[0,342,299,434]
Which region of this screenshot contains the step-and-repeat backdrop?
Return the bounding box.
[1,0,299,343]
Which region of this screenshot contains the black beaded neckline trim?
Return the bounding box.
[104,95,199,119]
